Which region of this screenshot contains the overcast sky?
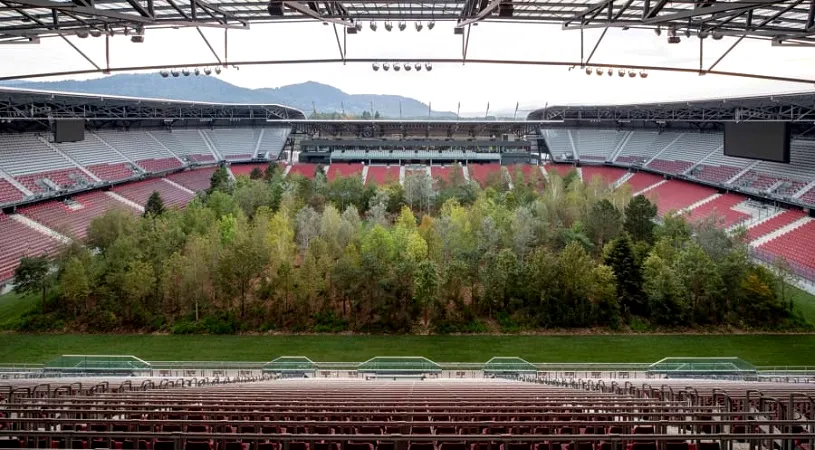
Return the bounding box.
[2,21,815,113]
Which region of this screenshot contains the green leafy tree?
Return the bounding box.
[144,191,166,217]
[413,259,439,326]
[605,235,646,317]
[264,162,280,180]
[60,256,91,316]
[642,253,688,325]
[586,199,623,250]
[209,166,231,194]
[249,167,263,180]
[14,256,52,313]
[624,195,658,243]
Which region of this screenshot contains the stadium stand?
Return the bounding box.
[580,165,628,186]
[112,178,195,209]
[688,151,752,185]
[646,133,721,175]
[366,166,400,185]
[0,212,62,282]
[542,129,574,160]
[96,131,184,173]
[745,209,807,242]
[0,178,24,204]
[230,163,274,178]
[468,163,503,186]
[733,140,815,197]
[150,130,217,163]
[572,129,627,161]
[55,134,138,182]
[506,164,543,186]
[757,219,815,272]
[619,172,664,194]
[18,191,139,240]
[685,193,750,228]
[0,134,90,193]
[256,127,291,160]
[430,165,456,183]
[547,164,577,179]
[166,167,217,192]
[613,131,681,165]
[289,163,320,179]
[645,180,717,215]
[205,128,262,161]
[327,163,363,181]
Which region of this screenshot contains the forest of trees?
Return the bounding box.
[12,163,807,333]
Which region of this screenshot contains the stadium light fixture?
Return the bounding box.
[428,21,435,30]
[425,63,432,71]
[398,21,406,31]
[182,69,191,76]
[394,63,401,71]
[712,32,723,40]
[684,28,691,38]
[698,29,709,39]
[383,62,390,71]
[404,63,412,71]
[607,68,613,76]
[131,25,144,43]
[415,63,422,71]
[171,69,180,77]
[194,68,201,76]
[385,21,393,31]
[415,21,423,31]
[640,71,648,78]
[628,70,636,77]
[370,21,377,31]
[585,67,593,75]
[654,26,661,36]
[76,29,89,38]
[160,70,170,78]
[372,62,380,71]
[617,68,625,77]
[89,29,102,38]
[596,68,604,76]
[355,22,363,32]
[214,66,222,75]
[204,67,212,75]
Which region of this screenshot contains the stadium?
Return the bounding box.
[2,0,815,448]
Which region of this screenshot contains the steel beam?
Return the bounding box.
[457,0,502,27]
[281,1,351,25]
[5,0,155,22]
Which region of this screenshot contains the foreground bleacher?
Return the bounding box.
[0,377,812,450]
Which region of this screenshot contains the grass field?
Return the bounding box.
[0,291,36,331]
[790,285,815,324]
[0,334,814,366]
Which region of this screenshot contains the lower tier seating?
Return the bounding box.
[0,179,24,204]
[685,194,749,228]
[690,164,741,184]
[19,191,138,241]
[327,163,363,181]
[468,164,503,186]
[167,168,217,192]
[620,172,664,194]
[289,164,320,179]
[646,159,693,175]
[87,163,137,182]
[581,166,628,186]
[645,180,717,215]
[0,213,62,282]
[546,164,577,180]
[746,209,807,242]
[136,158,184,173]
[231,163,270,178]
[757,220,815,273]
[113,179,195,209]
[15,169,90,194]
[506,165,543,187]
[366,166,400,185]
[799,186,815,205]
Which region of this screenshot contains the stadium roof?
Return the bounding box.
[528,91,815,123]
[1,0,815,45]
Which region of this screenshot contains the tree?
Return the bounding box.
[209,166,231,194]
[60,256,91,316]
[771,258,795,312]
[264,162,280,180]
[624,195,658,243]
[361,110,372,120]
[605,235,646,317]
[413,260,439,326]
[586,199,623,250]
[249,167,264,180]
[642,253,688,325]
[87,209,139,252]
[374,111,381,119]
[144,191,166,217]
[14,256,51,313]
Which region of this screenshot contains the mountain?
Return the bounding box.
[4,74,456,119]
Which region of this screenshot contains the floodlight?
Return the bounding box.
[415,63,422,71]
[684,28,691,38]
[654,26,661,36]
[607,68,613,76]
[667,35,680,43]
[267,0,284,16]
[215,66,222,74]
[712,31,723,40]
[194,68,200,76]
[171,70,180,77]
[617,68,625,77]
[394,63,401,71]
[182,69,191,76]
[415,21,423,31]
[639,71,648,78]
[698,30,709,39]
[585,67,593,75]
[76,29,89,38]
[398,21,406,31]
[204,67,212,75]
[404,63,412,71]
[372,62,380,71]
[355,22,363,32]
[425,63,432,71]
[370,21,377,31]
[596,68,604,76]
[428,21,435,29]
[130,25,144,43]
[383,63,390,71]
[385,21,393,31]
[628,70,636,77]
[160,70,170,78]
[89,29,102,38]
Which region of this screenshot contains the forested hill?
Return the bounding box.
[5,74,456,119]
[10,166,808,334]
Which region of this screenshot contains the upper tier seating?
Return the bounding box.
[733,139,815,197]
[256,127,291,160]
[151,130,216,163]
[113,178,195,209]
[231,163,273,178]
[0,213,62,282]
[205,128,263,161]
[327,163,363,181]
[581,166,628,186]
[689,150,752,184]
[166,167,217,192]
[289,164,320,179]
[746,209,807,242]
[614,132,681,165]
[798,185,815,205]
[468,164,503,186]
[647,133,721,175]
[0,179,25,204]
[621,172,664,194]
[430,165,454,183]
[542,130,574,160]
[18,191,138,241]
[0,134,89,193]
[758,219,815,273]
[645,180,717,215]
[366,166,400,185]
[55,134,136,182]
[547,164,577,179]
[572,130,627,161]
[96,131,184,173]
[685,193,749,228]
